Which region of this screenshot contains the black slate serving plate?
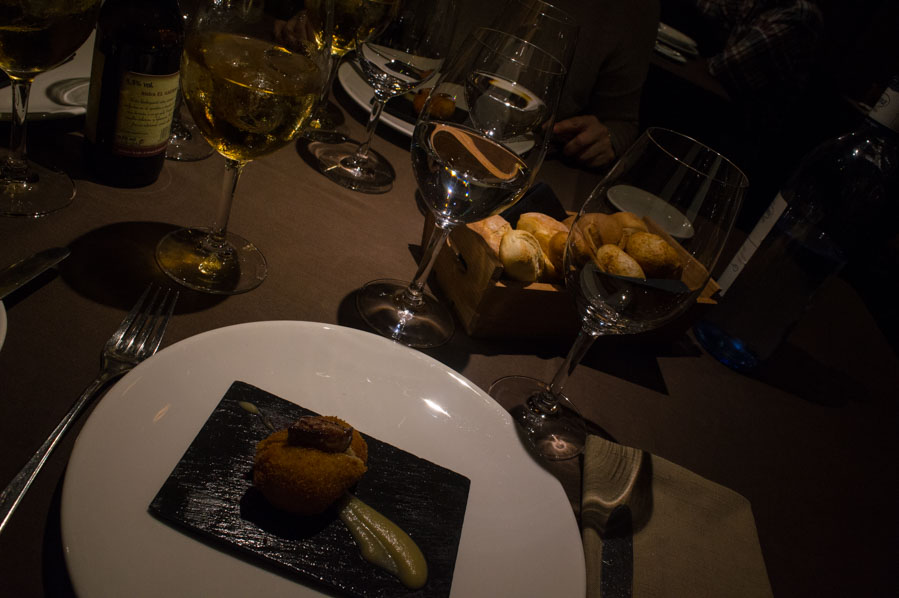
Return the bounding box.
[149,381,471,598]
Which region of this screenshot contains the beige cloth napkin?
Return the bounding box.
[582,435,773,597]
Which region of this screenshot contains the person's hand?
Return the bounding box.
[273,11,316,53]
[552,115,615,169]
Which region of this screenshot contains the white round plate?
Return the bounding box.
[0,301,6,351]
[61,321,585,598]
[338,61,415,136]
[1,32,94,121]
[607,184,695,239]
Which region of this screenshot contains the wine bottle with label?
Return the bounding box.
[694,78,899,372]
[84,0,184,187]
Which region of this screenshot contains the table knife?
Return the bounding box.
[0,248,70,300]
[600,505,634,598]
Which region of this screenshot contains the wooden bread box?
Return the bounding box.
[423,210,719,341]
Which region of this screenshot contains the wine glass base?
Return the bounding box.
[488,375,586,461]
[0,160,75,217]
[165,130,215,161]
[356,279,455,348]
[312,141,394,194]
[301,102,346,143]
[155,227,267,295]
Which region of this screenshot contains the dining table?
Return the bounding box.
[1,75,897,598]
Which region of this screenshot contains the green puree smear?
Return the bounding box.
[338,494,428,589]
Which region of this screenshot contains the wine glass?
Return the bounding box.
[489,128,748,460]
[490,0,579,68]
[356,27,567,347]
[312,0,456,194]
[155,0,328,294]
[301,0,398,143]
[0,0,101,217]
[165,0,214,162]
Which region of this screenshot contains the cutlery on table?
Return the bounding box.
[0,285,178,535]
[0,247,70,301]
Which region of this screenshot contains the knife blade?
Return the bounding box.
[600,505,634,598]
[0,248,70,300]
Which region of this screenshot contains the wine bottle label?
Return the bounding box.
[869,83,899,134]
[717,192,788,295]
[112,71,180,157]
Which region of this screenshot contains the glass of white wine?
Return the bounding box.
[0,0,101,217]
[301,0,398,143]
[356,27,567,347]
[311,0,456,194]
[155,0,328,294]
[489,128,749,460]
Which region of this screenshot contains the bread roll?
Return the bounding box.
[499,229,543,282]
[623,232,682,279]
[567,212,623,266]
[594,244,646,279]
[547,230,568,273]
[611,211,648,233]
[516,212,568,251]
[467,215,512,257]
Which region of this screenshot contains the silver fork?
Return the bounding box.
[0,285,178,535]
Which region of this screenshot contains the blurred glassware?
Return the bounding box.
[356,27,567,347]
[301,0,398,143]
[311,0,456,193]
[490,128,748,460]
[0,0,101,217]
[165,0,214,161]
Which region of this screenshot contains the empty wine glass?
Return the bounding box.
[302,0,398,143]
[356,27,567,347]
[312,0,456,193]
[489,128,748,460]
[491,0,579,68]
[155,0,328,294]
[0,0,101,217]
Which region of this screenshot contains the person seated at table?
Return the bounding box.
[689,0,825,98]
[452,0,661,171]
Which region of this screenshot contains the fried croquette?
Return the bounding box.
[253,416,368,515]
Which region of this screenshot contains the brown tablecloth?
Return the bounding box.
[1,89,897,597]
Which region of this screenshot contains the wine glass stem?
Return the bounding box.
[348,98,386,165]
[4,78,33,177]
[546,326,599,400]
[318,55,341,108]
[401,223,450,308]
[210,158,245,243]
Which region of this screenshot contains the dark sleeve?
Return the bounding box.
[583,0,660,157]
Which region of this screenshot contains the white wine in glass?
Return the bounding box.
[155,3,326,294]
[489,128,749,460]
[0,0,101,217]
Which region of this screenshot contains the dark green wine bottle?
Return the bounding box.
[84,0,184,187]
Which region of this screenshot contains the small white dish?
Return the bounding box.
[657,22,699,56]
[1,32,94,121]
[61,321,585,598]
[607,184,695,239]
